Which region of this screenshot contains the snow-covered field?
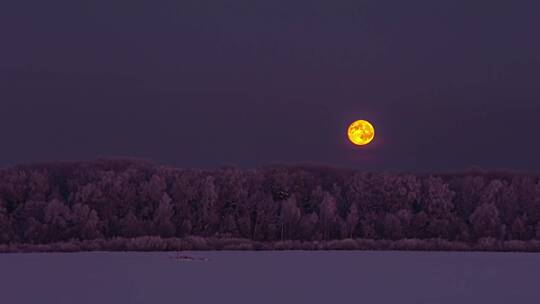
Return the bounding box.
[0,251,538,304]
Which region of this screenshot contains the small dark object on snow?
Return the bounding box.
[169,253,209,262]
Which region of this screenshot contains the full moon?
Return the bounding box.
[347,120,375,146]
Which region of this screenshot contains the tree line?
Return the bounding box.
[1,159,539,247]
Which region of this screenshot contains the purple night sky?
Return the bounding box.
[1,1,539,171]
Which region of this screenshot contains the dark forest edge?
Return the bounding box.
[3,237,540,253]
[1,158,540,252]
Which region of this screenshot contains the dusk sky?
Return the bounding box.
[1,1,539,171]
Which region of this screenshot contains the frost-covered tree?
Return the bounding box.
[469,203,501,239]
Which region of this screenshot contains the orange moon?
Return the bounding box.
[347,120,375,146]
